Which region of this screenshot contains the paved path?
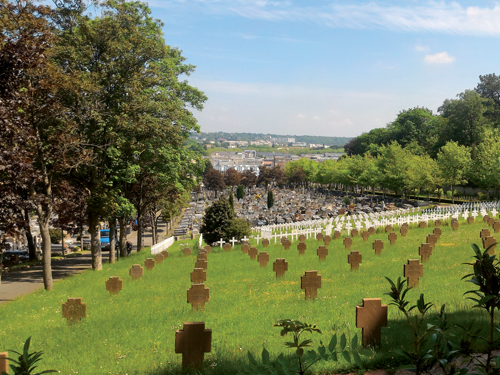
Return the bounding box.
[0,252,93,305]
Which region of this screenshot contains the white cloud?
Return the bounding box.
[415,44,429,52]
[424,51,455,64]
[296,113,305,118]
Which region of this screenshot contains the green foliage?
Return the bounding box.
[267,190,274,209]
[227,218,251,241]
[229,191,235,212]
[3,336,57,375]
[200,197,234,244]
[243,320,372,375]
[48,229,62,244]
[236,185,245,200]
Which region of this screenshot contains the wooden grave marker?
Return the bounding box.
[348,251,362,270]
[191,268,207,284]
[317,246,328,261]
[155,253,164,264]
[129,264,144,280]
[373,240,384,255]
[273,258,288,278]
[419,221,427,228]
[175,322,212,370]
[385,225,393,233]
[241,244,250,254]
[400,226,408,237]
[197,253,207,261]
[494,221,500,233]
[334,231,341,239]
[426,234,438,248]
[257,251,270,267]
[361,231,369,241]
[419,243,433,262]
[62,298,87,324]
[451,220,459,231]
[105,276,123,295]
[434,219,442,227]
[203,245,212,254]
[161,250,169,258]
[484,215,490,223]
[183,247,192,256]
[195,259,208,270]
[223,243,231,251]
[467,216,474,225]
[299,235,306,243]
[144,258,155,270]
[297,242,307,255]
[316,233,324,241]
[368,227,375,235]
[433,227,442,238]
[489,217,496,227]
[301,271,321,300]
[351,229,359,237]
[483,236,496,255]
[187,284,210,311]
[356,298,388,346]
[343,237,353,250]
[404,259,424,287]
[481,229,491,239]
[388,232,397,245]
[323,235,331,246]
[248,247,258,260]
[0,352,7,375]
[283,239,291,250]
[261,239,270,248]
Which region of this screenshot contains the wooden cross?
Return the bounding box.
[467,216,474,224]
[197,253,207,261]
[301,271,321,299]
[483,236,496,255]
[435,219,442,227]
[273,258,288,278]
[257,251,270,267]
[419,243,433,262]
[248,247,258,260]
[230,237,238,247]
[334,231,341,239]
[204,245,212,254]
[183,247,192,256]
[433,227,442,238]
[317,246,328,261]
[105,276,123,295]
[480,229,491,239]
[385,225,393,233]
[299,234,306,243]
[0,352,7,375]
[388,232,397,245]
[187,284,210,310]
[62,298,87,324]
[223,243,231,252]
[489,218,495,227]
[404,259,424,287]
[356,298,388,346]
[494,221,500,233]
[451,220,459,231]
[351,229,359,237]
[241,244,250,254]
[161,250,169,258]
[283,239,291,250]
[361,231,369,241]
[262,239,270,248]
[373,240,384,255]
[400,227,408,237]
[316,233,324,241]
[217,238,225,248]
[297,242,307,255]
[195,259,208,270]
[343,237,353,250]
[419,221,427,228]
[175,322,212,370]
[426,234,438,247]
[144,258,155,270]
[129,264,144,280]
[155,253,164,264]
[368,227,375,235]
[191,268,207,284]
[348,251,362,270]
[323,235,331,245]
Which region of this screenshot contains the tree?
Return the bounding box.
[228,190,235,213]
[267,190,274,209]
[376,142,412,197]
[437,142,471,203]
[236,185,245,200]
[203,169,226,197]
[200,197,234,245]
[240,169,257,187]
[224,168,241,187]
[470,129,500,191]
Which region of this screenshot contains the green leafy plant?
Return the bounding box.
[2,337,58,375]
[462,243,500,373]
[243,319,372,375]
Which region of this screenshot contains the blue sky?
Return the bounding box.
[147,0,500,137]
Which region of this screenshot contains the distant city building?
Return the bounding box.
[270,137,295,144]
[292,142,307,147]
[210,150,263,174]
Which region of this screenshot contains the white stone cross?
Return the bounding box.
[217,238,225,248]
[230,237,238,247]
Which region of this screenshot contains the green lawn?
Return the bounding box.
[0,219,496,374]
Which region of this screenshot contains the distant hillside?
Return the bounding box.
[191,132,353,147]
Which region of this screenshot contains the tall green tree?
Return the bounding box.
[437,142,471,203]
[470,129,500,191]
[267,190,274,209]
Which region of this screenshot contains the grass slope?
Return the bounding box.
[0,220,496,374]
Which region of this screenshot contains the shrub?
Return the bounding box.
[48,229,63,244]
[227,218,251,241]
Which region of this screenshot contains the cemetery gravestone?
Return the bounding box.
[62,297,87,324]
[191,268,207,284]
[175,322,212,370]
[129,264,144,280]
[400,226,408,237]
[316,233,324,241]
[195,259,208,270]
[301,271,321,300]
[494,221,500,233]
[404,259,424,287]
[197,253,207,261]
[183,247,192,256]
[241,244,250,254]
[351,229,359,237]
[368,227,375,235]
[262,239,270,248]
[0,352,7,375]
[480,229,491,239]
[373,240,384,255]
[299,235,306,243]
[435,219,442,227]
[162,250,169,258]
[334,231,341,239]
[489,218,495,227]
[248,247,258,260]
[223,243,231,251]
[385,225,393,233]
[361,231,369,241]
[419,221,427,228]
[258,252,270,267]
[204,245,212,254]
[484,215,490,223]
[451,220,459,231]
[348,251,362,270]
[105,276,123,295]
[483,236,496,255]
[426,234,438,248]
[155,253,164,264]
[388,232,397,245]
[324,235,331,246]
[145,258,155,270]
[338,208,345,215]
[356,298,388,346]
[467,217,474,225]
[273,258,288,278]
[433,228,442,238]
[419,243,433,262]
[283,239,291,250]
[317,246,328,261]
[343,237,353,250]
[187,284,210,310]
[297,242,307,255]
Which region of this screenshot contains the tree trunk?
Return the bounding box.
[89,211,102,270]
[137,210,143,252]
[38,218,53,291]
[24,210,37,261]
[118,216,127,258]
[451,185,455,204]
[109,220,116,264]
[80,225,84,251]
[61,227,65,256]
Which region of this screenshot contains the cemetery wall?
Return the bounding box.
[150,236,175,254]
